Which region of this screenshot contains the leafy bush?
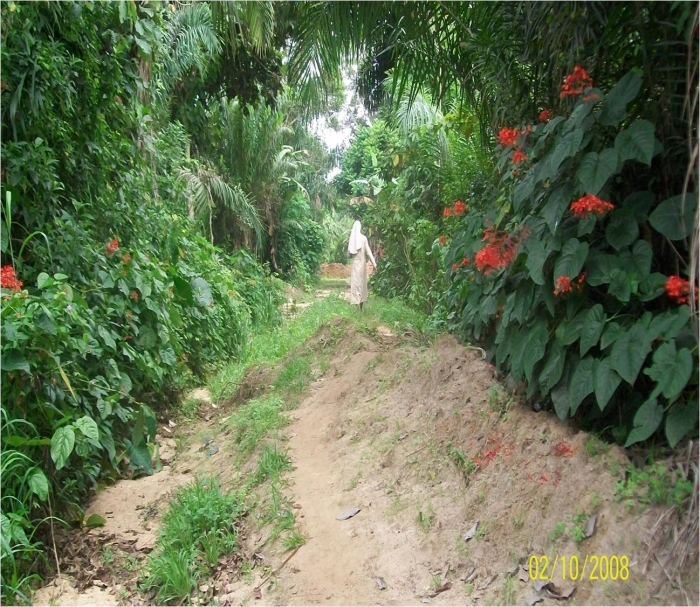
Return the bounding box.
[441,68,698,447]
[276,195,326,286]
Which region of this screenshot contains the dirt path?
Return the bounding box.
[33,281,698,606]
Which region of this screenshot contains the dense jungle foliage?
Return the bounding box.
[0,0,698,603]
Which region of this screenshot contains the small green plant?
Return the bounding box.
[570,512,589,544]
[416,505,435,534]
[550,522,566,542]
[282,529,306,551]
[431,574,443,592]
[513,515,525,530]
[447,443,478,478]
[465,581,474,596]
[586,436,609,458]
[144,477,242,604]
[615,464,694,509]
[501,575,516,605]
[251,444,293,485]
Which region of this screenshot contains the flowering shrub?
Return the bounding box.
[0,265,22,291]
[441,68,698,448]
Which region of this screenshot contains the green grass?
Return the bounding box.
[144,477,243,604]
[570,512,588,544]
[274,353,314,395]
[615,463,694,510]
[550,522,566,542]
[209,296,354,403]
[250,444,293,486]
[225,394,288,456]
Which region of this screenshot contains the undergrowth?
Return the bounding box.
[144,477,243,604]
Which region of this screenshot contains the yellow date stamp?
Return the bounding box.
[529,554,630,582]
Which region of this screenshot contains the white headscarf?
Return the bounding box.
[348,220,363,255]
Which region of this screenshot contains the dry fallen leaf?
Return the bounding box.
[336,507,361,521]
[463,521,479,541]
[584,514,597,538]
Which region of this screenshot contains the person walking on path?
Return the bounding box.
[348,220,377,311]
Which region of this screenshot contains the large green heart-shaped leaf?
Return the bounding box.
[51,426,76,470]
[74,415,100,446]
[599,70,642,126]
[526,239,550,285]
[649,194,698,240]
[550,128,584,176]
[192,277,213,307]
[554,238,589,281]
[1,351,31,373]
[624,398,663,447]
[614,120,656,166]
[580,305,605,356]
[594,358,621,410]
[523,322,549,383]
[665,401,699,448]
[28,468,49,501]
[608,268,631,302]
[577,149,619,194]
[569,357,596,415]
[542,185,573,234]
[610,324,652,385]
[605,210,639,250]
[643,341,693,401]
[539,340,566,395]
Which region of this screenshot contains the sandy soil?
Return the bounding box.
[34,317,698,606]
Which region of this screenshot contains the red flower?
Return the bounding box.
[452,262,458,272]
[105,238,119,258]
[570,194,614,218]
[0,265,22,292]
[512,148,527,164]
[130,290,139,301]
[560,66,594,98]
[539,109,553,123]
[443,207,453,218]
[438,236,447,246]
[461,257,469,267]
[554,276,573,296]
[497,126,520,147]
[552,441,576,457]
[474,227,521,275]
[121,252,132,265]
[453,200,467,215]
[576,272,587,287]
[665,275,698,305]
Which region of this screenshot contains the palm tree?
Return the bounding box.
[177,163,262,247]
[210,98,307,268]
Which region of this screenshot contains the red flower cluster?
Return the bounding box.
[560,65,594,98]
[438,235,447,246]
[554,272,586,296]
[474,227,521,275]
[665,275,698,305]
[105,238,119,258]
[497,126,520,147]
[453,200,467,215]
[130,290,139,301]
[1,265,23,292]
[570,194,614,218]
[554,276,573,296]
[443,207,452,218]
[512,148,527,164]
[451,262,458,272]
[539,109,553,123]
[461,257,470,267]
[552,440,576,457]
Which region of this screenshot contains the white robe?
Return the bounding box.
[349,234,376,304]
